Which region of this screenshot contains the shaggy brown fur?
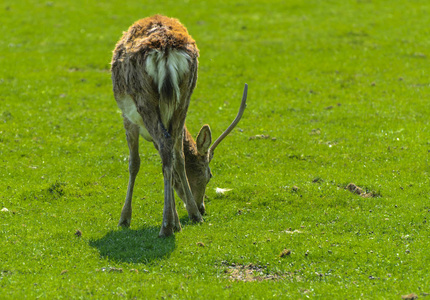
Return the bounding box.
[123,15,198,53]
[111,15,198,61]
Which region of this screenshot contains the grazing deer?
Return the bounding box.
[111,15,247,237]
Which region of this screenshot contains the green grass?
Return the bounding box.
[1,0,430,298]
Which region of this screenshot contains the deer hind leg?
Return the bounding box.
[118,118,140,227]
[170,183,181,232]
[157,122,181,237]
[134,97,181,237]
[173,138,203,223]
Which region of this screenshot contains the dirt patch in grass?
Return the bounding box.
[278,249,291,258]
[249,134,277,141]
[219,262,287,282]
[346,183,379,198]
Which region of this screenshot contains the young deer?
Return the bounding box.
[111,15,247,237]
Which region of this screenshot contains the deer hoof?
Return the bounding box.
[159,225,174,238]
[198,203,206,215]
[118,217,131,228]
[173,221,182,232]
[190,212,203,223]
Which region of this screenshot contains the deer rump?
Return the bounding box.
[111,17,199,137]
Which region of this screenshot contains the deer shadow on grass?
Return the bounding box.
[89,225,175,264]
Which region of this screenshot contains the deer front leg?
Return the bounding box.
[118,120,140,227]
[174,140,203,223]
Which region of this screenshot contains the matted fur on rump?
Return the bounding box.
[111,15,199,119]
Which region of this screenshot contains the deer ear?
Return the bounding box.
[196,125,212,155]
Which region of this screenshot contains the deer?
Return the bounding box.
[111,15,247,237]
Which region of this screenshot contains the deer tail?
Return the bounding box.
[145,49,190,128]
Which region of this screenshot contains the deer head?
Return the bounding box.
[175,84,248,215]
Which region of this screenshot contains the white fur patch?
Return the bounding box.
[145,50,190,127]
[159,99,174,131]
[116,94,153,142]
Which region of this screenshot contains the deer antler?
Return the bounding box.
[209,83,248,159]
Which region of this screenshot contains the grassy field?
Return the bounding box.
[1,0,430,298]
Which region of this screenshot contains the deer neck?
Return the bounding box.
[183,126,198,159]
